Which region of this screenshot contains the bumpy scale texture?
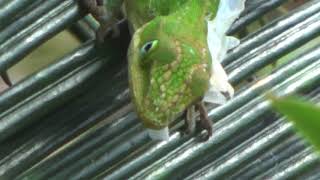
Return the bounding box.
[127,0,219,129]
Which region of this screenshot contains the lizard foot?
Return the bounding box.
[80,0,106,18]
[95,19,120,43]
[1,71,12,87]
[195,101,212,141]
[182,101,212,141]
[80,0,120,43]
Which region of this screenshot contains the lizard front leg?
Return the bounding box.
[195,101,212,140]
[184,101,213,140]
[80,0,120,42]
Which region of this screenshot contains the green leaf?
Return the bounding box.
[269,96,320,151]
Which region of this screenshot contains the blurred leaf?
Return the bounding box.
[270,96,320,151]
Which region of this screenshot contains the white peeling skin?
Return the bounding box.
[147,127,170,141]
[204,0,246,104]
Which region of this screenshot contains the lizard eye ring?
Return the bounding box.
[140,40,159,56]
[143,42,153,52]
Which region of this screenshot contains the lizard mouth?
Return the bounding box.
[127,28,144,116]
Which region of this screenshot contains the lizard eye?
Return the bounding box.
[140,40,159,56]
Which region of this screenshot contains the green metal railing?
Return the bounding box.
[0,0,319,179]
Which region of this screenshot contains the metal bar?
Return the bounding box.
[186,119,294,179]
[52,124,150,180]
[214,45,320,121]
[227,0,288,34]
[0,65,130,178]
[0,58,105,141]
[0,0,44,29]
[228,136,308,179]
[0,19,129,113]
[16,107,137,179]
[0,0,66,44]
[0,22,130,178]
[224,0,320,65]
[226,10,320,83]
[187,93,320,179]
[0,42,94,113]
[0,0,82,73]
[255,148,319,180]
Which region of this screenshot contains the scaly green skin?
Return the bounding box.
[82,0,219,130]
[126,0,219,129]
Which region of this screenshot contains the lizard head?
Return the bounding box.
[128,17,211,136]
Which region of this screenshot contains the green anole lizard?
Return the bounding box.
[80,0,245,140]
